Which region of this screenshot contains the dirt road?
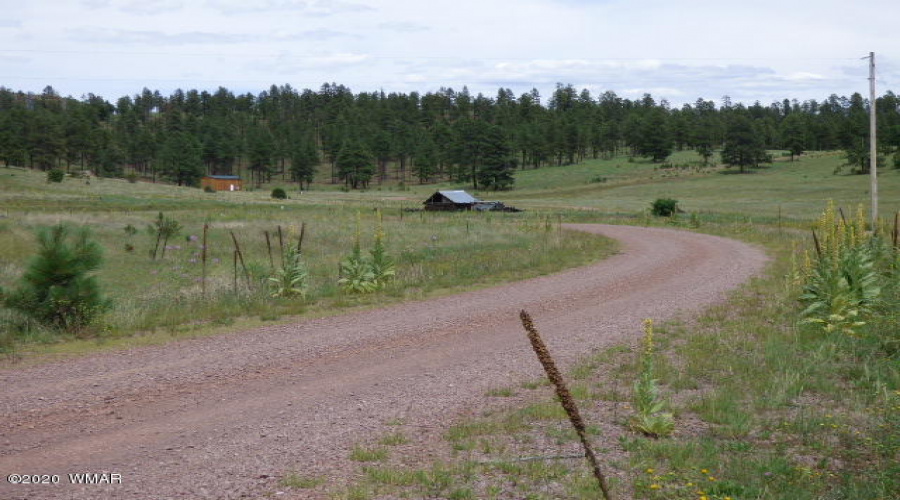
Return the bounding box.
[0,224,767,499]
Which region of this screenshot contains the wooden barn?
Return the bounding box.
[201,175,243,192]
[423,190,480,211]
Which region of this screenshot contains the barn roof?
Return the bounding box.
[205,175,241,180]
[437,190,479,204]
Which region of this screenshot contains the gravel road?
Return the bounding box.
[0,224,767,499]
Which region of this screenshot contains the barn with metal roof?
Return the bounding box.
[423,190,480,211]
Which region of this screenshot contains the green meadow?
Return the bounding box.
[0,165,614,356]
[507,150,900,222]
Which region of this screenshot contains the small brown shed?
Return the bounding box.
[201,175,243,192]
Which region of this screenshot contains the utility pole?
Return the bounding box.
[868,51,878,231]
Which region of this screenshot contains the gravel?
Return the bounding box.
[0,224,767,499]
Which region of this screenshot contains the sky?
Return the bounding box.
[1,0,899,107]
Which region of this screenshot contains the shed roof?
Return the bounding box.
[205,175,241,180]
[436,190,479,204]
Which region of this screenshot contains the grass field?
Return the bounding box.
[0,165,615,357]
[506,151,900,222]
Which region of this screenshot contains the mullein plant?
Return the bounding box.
[630,319,675,438]
[799,202,882,336]
[368,209,396,289]
[338,210,395,293]
[338,212,377,293]
[268,247,309,298]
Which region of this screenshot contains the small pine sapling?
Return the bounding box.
[4,224,110,332]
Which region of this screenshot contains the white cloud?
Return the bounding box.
[82,0,187,14]
[377,21,428,33]
[272,29,360,41]
[246,52,370,77]
[205,0,374,16]
[784,72,826,82]
[68,27,257,45]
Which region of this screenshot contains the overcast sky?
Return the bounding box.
[1,0,898,106]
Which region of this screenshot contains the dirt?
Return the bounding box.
[0,224,767,499]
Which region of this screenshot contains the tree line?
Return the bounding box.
[1,83,898,190]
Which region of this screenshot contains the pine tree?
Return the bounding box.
[247,124,274,187]
[637,107,673,162]
[336,140,375,189]
[780,113,806,161]
[290,137,319,190]
[721,114,770,173]
[4,224,110,332]
[156,131,203,186]
[476,125,516,191]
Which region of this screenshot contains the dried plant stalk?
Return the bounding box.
[519,309,613,500]
[265,230,274,271]
[892,212,900,249]
[229,231,251,287]
[201,223,208,298]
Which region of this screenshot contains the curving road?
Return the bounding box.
[0,224,767,499]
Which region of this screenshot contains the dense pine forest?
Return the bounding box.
[1,83,899,190]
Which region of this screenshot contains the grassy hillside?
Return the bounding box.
[242,150,898,223]
[506,151,900,221]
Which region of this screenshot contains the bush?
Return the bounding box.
[47,169,65,183]
[4,224,110,332]
[271,187,287,199]
[203,185,216,193]
[650,198,679,217]
[125,172,138,183]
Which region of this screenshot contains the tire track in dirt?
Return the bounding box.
[0,224,767,499]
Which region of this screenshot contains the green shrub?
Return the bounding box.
[125,172,138,183]
[4,224,110,332]
[47,169,65,183]
[271,187,288,199]
[650,198,679,217]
